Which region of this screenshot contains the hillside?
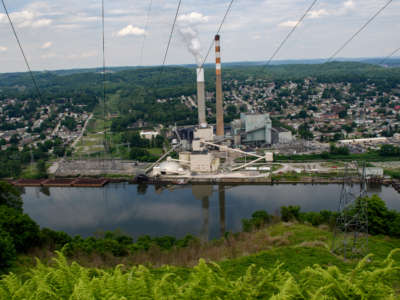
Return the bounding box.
[2,223,400,299]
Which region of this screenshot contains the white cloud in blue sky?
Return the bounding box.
[0,0,399,72]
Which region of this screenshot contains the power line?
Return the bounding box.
[1,0,43,101]
[379,46,400,65]
[160,0,182,71]
[153,0,182,92]
[101,0,107,146]
[260,0,319,71]
[198,0,235,70]
[139,0,154,66]
[327,0,393,63]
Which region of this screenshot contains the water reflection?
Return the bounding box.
[192,185,212,241]
[219,185,226,237]
[21,184,400,240]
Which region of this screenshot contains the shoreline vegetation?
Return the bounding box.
[1,180,400,298]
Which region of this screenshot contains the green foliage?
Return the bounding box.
[0,181,22,212]
[279,196,400,238]
[330,144,350,155]
[36,160,48,178]
[0,229,16,270]
[0,250,399,298]
[384,169,400,179]
[60,232,197,258]
[242,210,271,232]
[353,195,400,237]
[280,206,301,222]
[380,144,400,157]
[129,147,158,162]
[61,116,78,131]
[301,210,337,228]
[0,206,40,253]
[275,150,400,162]
[39,228,73,249]
[298,123,313,140]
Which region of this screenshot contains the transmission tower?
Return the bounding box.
[332,161,368,259]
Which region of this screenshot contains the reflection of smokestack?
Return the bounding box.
[201,196,209,242]
[197,68,207,128]
[215,35,224,137]
[218,185,226,237]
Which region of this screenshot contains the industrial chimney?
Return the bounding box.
[215,34,224,138]
[197,67,207,128]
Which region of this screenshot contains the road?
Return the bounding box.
[71,113,93,149]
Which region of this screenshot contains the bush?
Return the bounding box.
[0,181,23,212]
[241,219,253,232]
[0,230,16,269]
[0,206,40,252]
[281,206,301,222]
[241,210,271,232]
[40,228,72,249]
[251,210,270,229]
[380,144,400,157]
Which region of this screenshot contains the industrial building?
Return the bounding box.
[231,113,292,146]
[272,127,293,144]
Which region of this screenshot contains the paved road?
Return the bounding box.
[71,113,93,149]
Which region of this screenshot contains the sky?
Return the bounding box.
[0,0,399,73]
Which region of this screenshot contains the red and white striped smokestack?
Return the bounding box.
[215,34,224,137]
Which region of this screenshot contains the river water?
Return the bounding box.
[22,184,400,240]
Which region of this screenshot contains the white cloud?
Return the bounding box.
[177,12,208,25]
[41,42,53,49]
[0,10,52,28]
[279,20,298,28]
[308,9,329,19]
[32,19,52,28]
[344,0,355,10]
[0,46,7,52]
[116,25,146,37]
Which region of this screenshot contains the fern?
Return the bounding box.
[0,250,399,299]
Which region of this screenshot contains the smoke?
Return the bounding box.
[177,12,208,66]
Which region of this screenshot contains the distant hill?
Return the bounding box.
[2,57,400,77]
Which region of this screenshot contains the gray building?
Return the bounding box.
[231,113,272,146]
[272,127,293,144]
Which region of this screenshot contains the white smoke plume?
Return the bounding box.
[177,12,208,66]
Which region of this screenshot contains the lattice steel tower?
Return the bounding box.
[332,161,368,259]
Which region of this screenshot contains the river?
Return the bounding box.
[22,184,399,240]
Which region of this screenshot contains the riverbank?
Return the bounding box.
[7,175,397,187]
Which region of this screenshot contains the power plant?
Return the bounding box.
[149,34,280,180]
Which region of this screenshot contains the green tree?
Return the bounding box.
[37,160,48,178]
[281,206,301,222]
[0,181,22,212]
[0,206,40,252]
[380,144,399,157]
[0,229,16,269]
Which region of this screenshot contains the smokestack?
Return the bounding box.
[197,67,207,128]
[215,34,224,137]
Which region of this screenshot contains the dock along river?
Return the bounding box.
[21,183,400,240]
